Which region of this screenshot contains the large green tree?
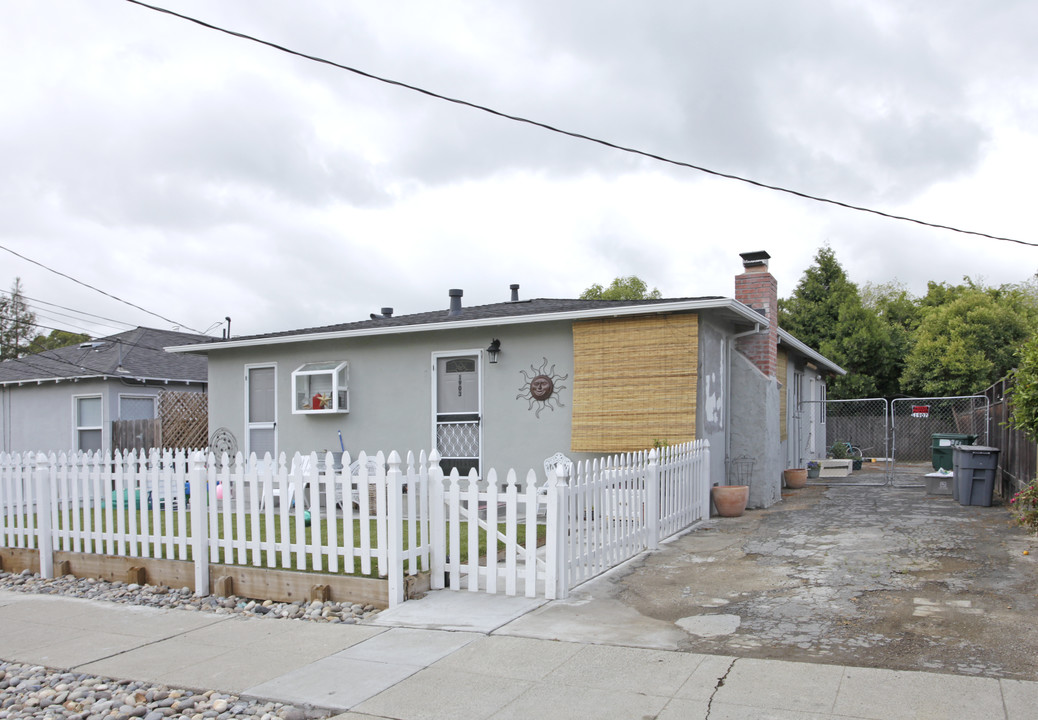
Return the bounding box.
[900,280,1038,396]
[580,276,662,300]
[0,278,37,360]
[27,329,92,354]
[778,247,899,399]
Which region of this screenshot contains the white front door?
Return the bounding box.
[246,364,277,460]
[433,353,482,476]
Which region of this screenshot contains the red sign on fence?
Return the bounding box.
[912,405,930,418]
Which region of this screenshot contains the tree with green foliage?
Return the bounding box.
[0,278,37,360]
[1008,336,1038,440]
[778,247,900,399]
[580,276,662,300]
[900,281,1038,396]
[27,329,92,354]
[861,280,922,397]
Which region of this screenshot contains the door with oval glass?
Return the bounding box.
[434,353,481,476]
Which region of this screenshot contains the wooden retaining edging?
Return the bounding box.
[0,548,415,609]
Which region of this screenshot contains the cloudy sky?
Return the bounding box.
[2,0,1036,340]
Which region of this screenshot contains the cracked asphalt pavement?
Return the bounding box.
[610,480,1038,680]
[510,473,1038,680]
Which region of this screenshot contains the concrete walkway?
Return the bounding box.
[2,588,1034,719]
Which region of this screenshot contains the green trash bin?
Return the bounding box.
[932,433,977,471]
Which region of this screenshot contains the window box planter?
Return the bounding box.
[292,361,349,414]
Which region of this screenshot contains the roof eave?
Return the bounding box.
[166,298,767,353]
[0,375,207,388]
[778,328,847,376]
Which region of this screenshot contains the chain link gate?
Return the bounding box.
[889,396,990,488]
[799,398,890,486]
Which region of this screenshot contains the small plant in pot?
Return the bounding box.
[783,467,808,488]
[807,460,820,479]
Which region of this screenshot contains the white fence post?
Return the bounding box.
[546,461,569,599]
[386,451,405,607]
[189,450,209,596]
[646,448,660,550]
[429,451,446,590]
[35,453,54,579]
[700,440,711,521]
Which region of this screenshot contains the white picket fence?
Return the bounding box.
[427,439,712,600]
[1,439,711,607]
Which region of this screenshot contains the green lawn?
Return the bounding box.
[39,503,545,578]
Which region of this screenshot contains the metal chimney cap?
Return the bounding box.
[448,289,464,297]
[740,250,771,267]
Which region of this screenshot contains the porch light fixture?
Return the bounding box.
[487,338,502,364]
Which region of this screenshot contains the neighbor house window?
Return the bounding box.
[76,395,103,452]
[119,395,156,421]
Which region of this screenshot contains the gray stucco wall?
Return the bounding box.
[206,321,578,479]
[729,351,782,508]
[0,381,202,454]
[696,319,727,489]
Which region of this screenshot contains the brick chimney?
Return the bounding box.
[735,251,778,377]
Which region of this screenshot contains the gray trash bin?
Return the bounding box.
[952,445,1000,507]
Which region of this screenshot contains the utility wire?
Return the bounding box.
[126,0,1035,248]
[0,242,204,332]
[0,289,138,330]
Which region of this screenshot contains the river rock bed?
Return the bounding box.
[0,570,379,623]
[0,662,325,720]
[1,570,383,718]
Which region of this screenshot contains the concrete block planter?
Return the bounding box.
[819,459,852,478]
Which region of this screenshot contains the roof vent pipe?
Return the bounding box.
[510,284,520,302]
[448,289,463,316]
[381,307,394,318]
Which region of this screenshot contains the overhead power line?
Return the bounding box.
[0,243,204,333]
[125,0,1035,249]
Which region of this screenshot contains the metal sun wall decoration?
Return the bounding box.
[517,357,568,418]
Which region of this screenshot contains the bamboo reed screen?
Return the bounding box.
[571,313,698,452]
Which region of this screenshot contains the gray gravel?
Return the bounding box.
[1,569,382,718]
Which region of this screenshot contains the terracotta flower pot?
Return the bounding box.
[711,485,749,517]
[783,468,808,489]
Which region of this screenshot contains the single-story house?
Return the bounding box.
[168,252,843,508]
[0,327,209,454]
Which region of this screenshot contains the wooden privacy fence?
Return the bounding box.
[1,440,712,607]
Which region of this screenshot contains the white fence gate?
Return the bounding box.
[428,440,711,600]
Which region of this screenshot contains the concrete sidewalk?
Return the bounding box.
[2,589,1034,719]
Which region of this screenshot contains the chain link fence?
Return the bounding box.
[799,398,890,486]
[890,396,989,487]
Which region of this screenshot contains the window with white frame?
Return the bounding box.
[292,361,349,413]
[119,395,156,421]
[76,395,103,452]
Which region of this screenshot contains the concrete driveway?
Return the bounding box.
[500,481,1038,680]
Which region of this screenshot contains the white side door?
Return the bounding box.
[246,364,277,460]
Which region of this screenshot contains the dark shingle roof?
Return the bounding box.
[197,296,728,345]
[0,327,209,385]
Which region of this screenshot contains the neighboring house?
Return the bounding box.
[168,252,843,508]
[0,327,209,454]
